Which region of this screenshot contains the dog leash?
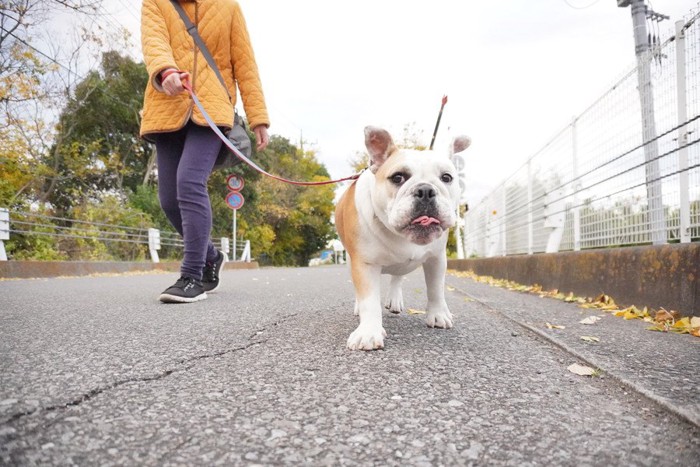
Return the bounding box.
[177,77,361,186]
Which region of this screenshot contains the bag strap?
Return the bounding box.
[169,0,232,102]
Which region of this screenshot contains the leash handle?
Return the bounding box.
[160,69,191,92]
[181,81,360,186]
[169,0,232,101]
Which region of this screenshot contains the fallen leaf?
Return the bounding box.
[446,285,455,292]
[671,317,691,334]
[568,363,596,376]
[579,316,601,325]
[618,305,649,320]
[580,336,600,343]
[690,316,700,337]
[654,309,677,323]
[593,294,616,307]
[407,308,425,315]
[623,310,638,320]
[647,315,700,337]
[447,270,700,340]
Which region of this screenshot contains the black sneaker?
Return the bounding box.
[202,250,225,293]
[159,276,207,303]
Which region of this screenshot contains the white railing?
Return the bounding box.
[0,208,251,263]
[464,9,700,257]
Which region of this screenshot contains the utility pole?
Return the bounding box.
[617,0,668,244]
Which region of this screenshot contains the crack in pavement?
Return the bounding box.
[1,312,299,427]
[157,435,195,464]
[0,340,266,428]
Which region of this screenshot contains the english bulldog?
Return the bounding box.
[335,126,471,350]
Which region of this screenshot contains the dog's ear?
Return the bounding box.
[364,126,397,173]
[450,135,471,155]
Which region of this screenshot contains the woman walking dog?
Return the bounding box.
[140,0,270,303]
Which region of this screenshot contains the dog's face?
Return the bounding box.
[364,126,462,245]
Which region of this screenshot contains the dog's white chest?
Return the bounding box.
[381,256,426,276]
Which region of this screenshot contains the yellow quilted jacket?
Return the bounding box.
[140,0,269,139]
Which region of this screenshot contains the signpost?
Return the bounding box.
[429,95,448,150]
[225,174,245,261]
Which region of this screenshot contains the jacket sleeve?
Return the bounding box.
[230,1,270,129]
[142,0,178,92]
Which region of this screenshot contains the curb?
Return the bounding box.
[0,260,259,279]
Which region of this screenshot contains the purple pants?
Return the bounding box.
[154,122,221,280]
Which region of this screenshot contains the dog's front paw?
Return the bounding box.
[426,308,454,329]
[347,325,387,350]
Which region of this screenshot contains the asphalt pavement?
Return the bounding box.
[1,265,699,466]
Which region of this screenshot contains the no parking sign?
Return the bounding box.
[226,191,245,210]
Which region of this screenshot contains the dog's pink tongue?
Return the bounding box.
[412,216,441,226]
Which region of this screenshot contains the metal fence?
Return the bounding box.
[0,208,251,263]
[464,8,700,258]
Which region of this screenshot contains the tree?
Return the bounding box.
[40,51,149,212]
[0,1,138,211]
[0,123,34,208]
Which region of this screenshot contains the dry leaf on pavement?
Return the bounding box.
[654,309,680,323]
[567,363,597,376]
[614,306,649,320]
[579,316,601,325]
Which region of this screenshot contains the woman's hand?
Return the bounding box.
[254,125,269,151]
[161,69,190,96]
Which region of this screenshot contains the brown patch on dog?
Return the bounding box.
[335,182,372,298]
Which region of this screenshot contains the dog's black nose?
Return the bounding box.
[414,184,436,200]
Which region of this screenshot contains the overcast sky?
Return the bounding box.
[103,0,696,203]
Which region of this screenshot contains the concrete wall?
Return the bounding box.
[0,261,258,279]
[448,243,699,316]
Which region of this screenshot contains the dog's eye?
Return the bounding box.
[390,173,407,185]
[441,173,453,183]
